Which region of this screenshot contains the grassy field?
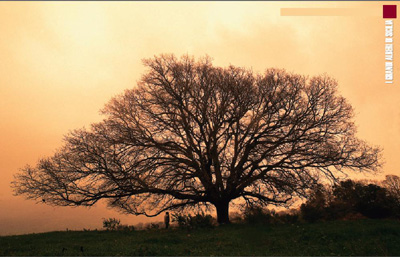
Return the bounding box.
[1,219,400,256]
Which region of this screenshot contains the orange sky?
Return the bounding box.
[0,1,399,236]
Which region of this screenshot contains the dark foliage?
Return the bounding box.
[300,185,329,222]
[382,175,400,200]
[146,223,161,230]
[116,225,136,232]
[243,206,275,224]
[102,218,121,231]
[242,205,299,224]
[300,179,400,221]
[331,180,400,219]
[103,218,135,231]
[172,212,215,229]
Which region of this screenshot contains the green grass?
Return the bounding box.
[1,219,400,256]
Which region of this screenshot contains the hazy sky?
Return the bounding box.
[1,1,399,236]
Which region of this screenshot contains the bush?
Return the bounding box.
[190,212,215,228]
[331,180,400,219]
[116,224,135,232]
[299,179,400,222]
[229,211,244,223]
[300,203,326,222]
[242,206,275,224]
[242,206,300,224]
[146,222,161,230]
[172,212,215,229]
[300,185,329,222]
[276,211,300,224]
[103,218,121,231]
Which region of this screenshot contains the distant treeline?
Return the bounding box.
[102,175,400,231]
[239,175,400,225]
[299,175,400,222]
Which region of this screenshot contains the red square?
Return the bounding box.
[383,5,397,19]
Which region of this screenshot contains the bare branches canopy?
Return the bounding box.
[12,54,381,223]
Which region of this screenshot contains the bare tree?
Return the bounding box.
[12,54,381,224]
[382,175,400,199]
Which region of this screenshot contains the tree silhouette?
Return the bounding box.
[330,180,399,219]
[382,175,400,199]
[12,54,381,223]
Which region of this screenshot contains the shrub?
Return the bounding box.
[172,212,215,229]
[242,207,300,224]
[300,179,400,222]
[190,212,215,228]
[300,185,329,222]
[103,218,121,231]
[331,180,400,219]
[135,222,144,230]
[242,206,275,224]
[300,203,326,222]
[116,224,135,232]
[276,211,300,224]
[146,222,161,230]
[229,211,244,223]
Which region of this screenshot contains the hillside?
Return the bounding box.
[1,219,400,256]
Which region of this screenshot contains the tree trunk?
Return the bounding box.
[215,201,230,224]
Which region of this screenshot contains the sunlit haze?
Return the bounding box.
[1,1,399,236]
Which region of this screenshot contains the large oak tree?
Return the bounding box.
[12,54,381,223]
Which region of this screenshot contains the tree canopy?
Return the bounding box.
[12,54,381,223]
[300,179,400,221]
